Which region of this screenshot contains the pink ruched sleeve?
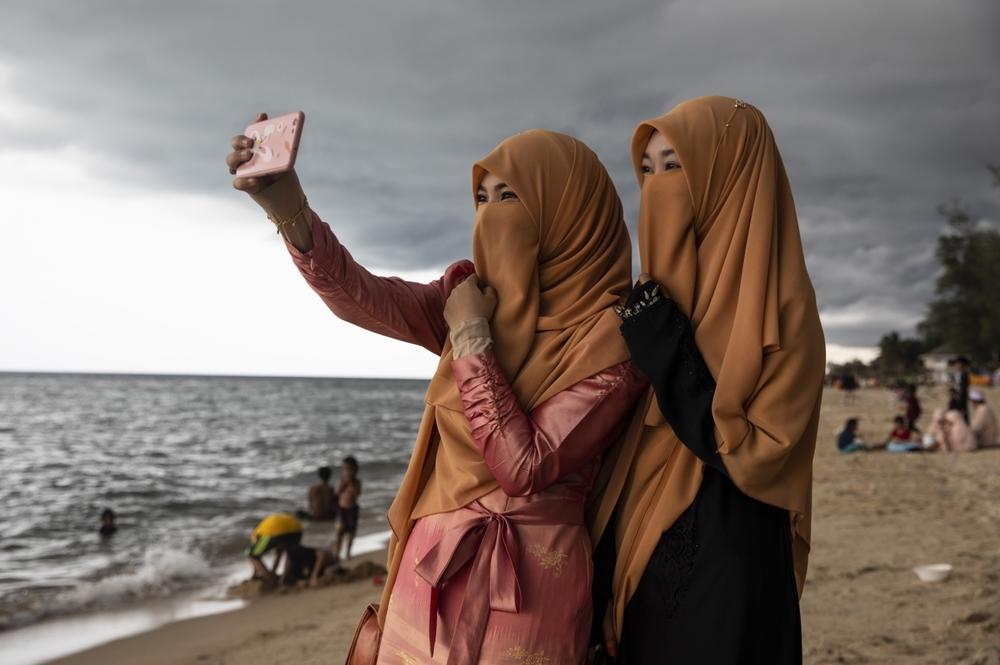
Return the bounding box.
[285,211,474,355]
[451,351,647,496]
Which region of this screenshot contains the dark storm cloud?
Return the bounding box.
[2,0,998,349]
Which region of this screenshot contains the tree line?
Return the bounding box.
[830,165,1000,381]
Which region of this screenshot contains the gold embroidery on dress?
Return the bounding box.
[528,544,567,576]
[397,649,421,665]
[504,646,551,665]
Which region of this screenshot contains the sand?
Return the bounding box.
[802,385,1000,664]
[47,387,1000,664]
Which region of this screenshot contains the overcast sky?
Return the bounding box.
[2,0,998,378]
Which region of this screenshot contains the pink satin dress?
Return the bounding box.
[286,214,645,664]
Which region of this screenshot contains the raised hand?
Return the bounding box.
[227,112,286,194]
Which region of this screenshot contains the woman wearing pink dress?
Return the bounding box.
[227,120,645,664]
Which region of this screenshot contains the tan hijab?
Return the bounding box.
[588,96,826,639]
[944,409,976,452]
[379,129,633,625]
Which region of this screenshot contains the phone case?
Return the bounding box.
[235,111,304,177]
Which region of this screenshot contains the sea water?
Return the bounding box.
[0,372,425,631]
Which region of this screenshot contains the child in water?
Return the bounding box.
[99,508,117,537]
[335,456,362,560]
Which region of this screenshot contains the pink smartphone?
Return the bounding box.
[235,111,305,177]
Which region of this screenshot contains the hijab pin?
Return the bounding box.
[734,99,748,109]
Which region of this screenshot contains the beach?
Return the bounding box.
[802,385,1000,664]
[24,386,1000,663]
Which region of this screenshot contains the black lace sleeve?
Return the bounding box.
[617,282,727,475]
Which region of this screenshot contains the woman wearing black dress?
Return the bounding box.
[589,96,826,664]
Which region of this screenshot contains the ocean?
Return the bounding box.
[0,372,426,633]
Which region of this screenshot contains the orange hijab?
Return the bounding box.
[379,130,633,625]
[588,96,826,639]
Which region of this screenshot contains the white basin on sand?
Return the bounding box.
[913,563,953,582]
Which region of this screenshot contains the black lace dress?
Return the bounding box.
[593,282,802,665]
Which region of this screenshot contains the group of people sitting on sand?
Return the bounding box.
[838,377,999,454]
[927,389,999,452]
[245,457,363,588]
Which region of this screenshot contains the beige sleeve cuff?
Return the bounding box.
[450,317,493,358]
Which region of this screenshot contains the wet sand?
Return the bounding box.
[47,387,1000,664]
[44,553,386,665]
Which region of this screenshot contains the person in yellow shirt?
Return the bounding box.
[247,513,337,587]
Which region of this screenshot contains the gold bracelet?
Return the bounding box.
[266,197,309,235]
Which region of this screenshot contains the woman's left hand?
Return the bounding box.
[444,275,498,329]
[616,274,667,322]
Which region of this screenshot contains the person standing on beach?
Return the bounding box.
[227,123,645,663]
[308,465,338,521]
[590,97,825,664]
[902,384,922,432]
[334,457,361,561]
[950,357,971,421]
[840,373,859,404]
[947,386,965,414]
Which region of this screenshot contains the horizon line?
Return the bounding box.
[0,369,433,382]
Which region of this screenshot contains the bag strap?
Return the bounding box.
[344,603,381,665]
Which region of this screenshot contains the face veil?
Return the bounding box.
[469,200,539,383]
[637,170,698,338]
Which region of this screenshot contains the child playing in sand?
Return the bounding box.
[837,418,866,453]
[884,415,913,444]
[335,457,362,561]
[883,415,922,453]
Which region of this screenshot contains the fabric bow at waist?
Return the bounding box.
[414,498,583,665]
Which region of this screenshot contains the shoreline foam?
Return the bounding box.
[0,530,392,665]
